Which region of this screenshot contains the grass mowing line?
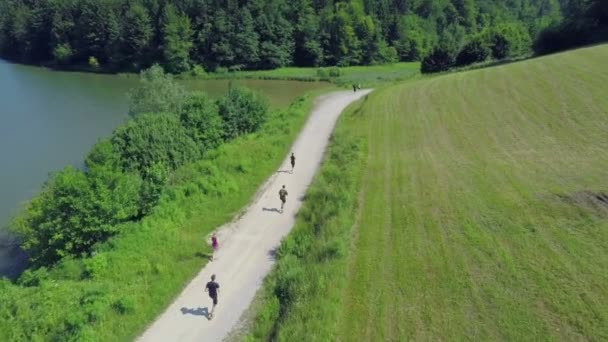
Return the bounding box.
[0,88,335,341]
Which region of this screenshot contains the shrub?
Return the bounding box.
[83,254,109,279]
[127,65,186,116]
[328,67,342,77]
[11,166,141,265]
[111,113,201,173]
[217,86,269,140]
[88,56,100,69]
[455,38,490,66]
[179,92,224,152]
[53,43,73,65]
[421,47,455,73]
[113,296,136,315]
[190,64,206,77]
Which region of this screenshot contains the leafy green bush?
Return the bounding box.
[53,43,73,64]
[88,56,100,69]
[421,47,455,73]
[329,67,342,77]
[218,86,269,140]
[190,64,206,77]
[455,38,490,66]
[179,92,224,152]
[111,113,201,173]
[11,166,141,266]
[127,65,186,116]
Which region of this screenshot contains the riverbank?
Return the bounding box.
[0,86,335,340]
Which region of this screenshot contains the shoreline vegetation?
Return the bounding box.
[0,66,332,340]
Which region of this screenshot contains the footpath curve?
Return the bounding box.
[138,89,372,342]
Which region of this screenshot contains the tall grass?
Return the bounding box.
[244,96,369,341]
[0,90,326,341]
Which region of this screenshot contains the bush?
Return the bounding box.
[421,47,455,73]
[127,65,186,116]
[53,43,73,65]
[190,64,206,77]
[83,254,108,279]
[482,23,532,59]
[11,166,141,265]
[111,113,201,174]
[328,67,342,77]
[455,38,490,66]
[88,56,100,69]
[217,86,269,140]
[179,92,224,152]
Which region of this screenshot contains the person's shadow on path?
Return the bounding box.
[180,307,210,320]
[262,207,281,213]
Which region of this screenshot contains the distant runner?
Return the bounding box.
[279,185,288,213]
[290,153,296,173]
[205,274,220,320]
[352,84,357,92]
[210,234,218,261]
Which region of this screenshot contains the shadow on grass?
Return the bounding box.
[194,252,212,259]
[180,307,210,319]
[268,248,278,261]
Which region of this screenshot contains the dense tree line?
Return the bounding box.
[0,0,563,72]
[534,0,608,54]
[11,65,269,266]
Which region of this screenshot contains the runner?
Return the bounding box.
[279,185,288,213]
[204,274,220,320]
[210,234,218,261]
[290,152,296,173]
[352,84,357,92]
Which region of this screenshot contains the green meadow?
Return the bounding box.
[199,62,420,86]
[248,44,608,341]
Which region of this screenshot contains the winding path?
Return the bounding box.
[138,89,372,342]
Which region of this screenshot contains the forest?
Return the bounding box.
[0,0,567,73]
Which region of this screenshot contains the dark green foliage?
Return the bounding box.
[179,92,225,151]
[534,0,608,55]
[11,166,141,266]
[111,113,201,174]
[421,47,455,73]
[127,64,186,116]
[218,86,269,140]
[455,37,490,66]
[0,0,562,71]
[161,4,193,73]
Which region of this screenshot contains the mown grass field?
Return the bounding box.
[248,44,608,341]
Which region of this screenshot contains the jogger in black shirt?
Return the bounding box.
[205,274,220,319]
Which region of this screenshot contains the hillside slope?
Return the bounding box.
[248,44,608,341]
[338,44,608,340]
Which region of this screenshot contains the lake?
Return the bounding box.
[0,60,330,277]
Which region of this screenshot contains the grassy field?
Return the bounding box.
[248,44,608,341]
[197,62,420,86]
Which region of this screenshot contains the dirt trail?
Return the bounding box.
[138,89,372,342]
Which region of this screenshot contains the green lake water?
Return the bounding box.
[0,60,329,277]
